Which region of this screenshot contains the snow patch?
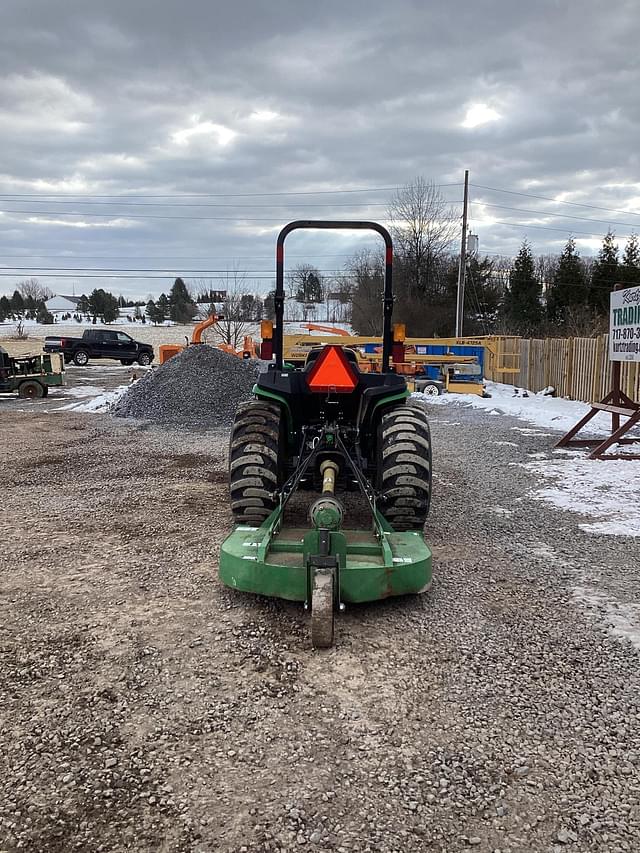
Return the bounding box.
[527,455,640,537]
[573,586,640,650]
[64,385,108,398]
[59,385,129,413]
[418,381,640,438]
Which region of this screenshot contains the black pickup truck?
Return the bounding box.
[43,329,154,366]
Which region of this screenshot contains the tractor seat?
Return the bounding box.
[303,346,360,371]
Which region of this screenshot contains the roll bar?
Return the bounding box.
[273,221,394,371]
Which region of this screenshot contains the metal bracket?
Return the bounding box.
[306,528,341,610]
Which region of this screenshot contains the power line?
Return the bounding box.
[0,182,462,200]
[0,198,395,209]
[0,252,374,261]
[0,198,465,221]
[470,183,640,218]
[0,272,280,280]
[473,202,640,230]
[0,266,350,274]
[0,208,331,222]
[483,219,637,238]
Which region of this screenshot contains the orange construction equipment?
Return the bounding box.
[159,314,221,364]
[158,314,260,365]
[302,323,350,337]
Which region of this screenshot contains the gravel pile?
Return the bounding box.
[112,344,262,428]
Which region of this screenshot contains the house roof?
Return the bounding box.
[47,295,81,305]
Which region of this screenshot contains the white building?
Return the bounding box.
[45,295,81,317]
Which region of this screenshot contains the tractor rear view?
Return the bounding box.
[219,221,432,647]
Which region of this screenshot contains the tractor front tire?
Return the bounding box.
[378,401,432,531]
[229,400,284,524]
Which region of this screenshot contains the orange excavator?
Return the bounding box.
[158,314,258,364]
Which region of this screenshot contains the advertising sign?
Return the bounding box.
[610,285,640,362]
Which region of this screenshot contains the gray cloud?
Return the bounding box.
[1,0,639,297]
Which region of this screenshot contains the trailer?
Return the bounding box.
[260,328,487,395]
[0,347,65,398]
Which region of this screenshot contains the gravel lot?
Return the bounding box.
[1,384,639,853]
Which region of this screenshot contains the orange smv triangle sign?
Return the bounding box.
[307,346,357,393]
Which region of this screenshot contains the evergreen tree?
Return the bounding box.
[463,256,502,334]
[263,290,276,320]
[88,288,119,323]
[547,237,588,320]
[0,295,10,321]
[589,231,619,314]
[10,290,25,317]
[620,234,640,285]
[253,295,264,321]
[146,299,162,324]
[36,305,54,324]
[169,278,197,323]
[503,241,542,334]
[77,294,90,316]
[156,293,170,323]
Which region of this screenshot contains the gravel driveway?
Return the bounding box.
[1,399,639,852]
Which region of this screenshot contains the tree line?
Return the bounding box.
[5,178,639,340]
[260,178,640,339]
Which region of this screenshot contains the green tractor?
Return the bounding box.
[219,221,432,647]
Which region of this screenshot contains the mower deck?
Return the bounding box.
[219,516,432,604]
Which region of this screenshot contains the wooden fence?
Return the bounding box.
[482,334,640,404]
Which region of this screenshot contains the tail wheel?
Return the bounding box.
[378,401,432,531]
[228,400,285,524]
[311,571,334,649]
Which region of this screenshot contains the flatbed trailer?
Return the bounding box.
[0,347,65,398]
[264,330,486,395]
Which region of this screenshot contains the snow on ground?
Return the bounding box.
[420,380,640,538]
[63,385,109,398]
[58,385,129,413]
[573,587,640,651]
[417,380,640,437]
[526,455,640,537]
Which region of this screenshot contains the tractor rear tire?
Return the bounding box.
[228,400,284,524]
[378,401,432,531]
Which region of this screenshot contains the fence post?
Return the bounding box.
[566,337,574,399]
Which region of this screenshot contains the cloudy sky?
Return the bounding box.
[1,0,639,299]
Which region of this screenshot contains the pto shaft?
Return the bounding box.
[310,460,343,530]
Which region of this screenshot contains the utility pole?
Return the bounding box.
[455,169,469,338]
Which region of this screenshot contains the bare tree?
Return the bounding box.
[208,269,254,350]
[388,177,458,295]
[348,249,384,335]
[324,274,353,324]
[18,278,53,302]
